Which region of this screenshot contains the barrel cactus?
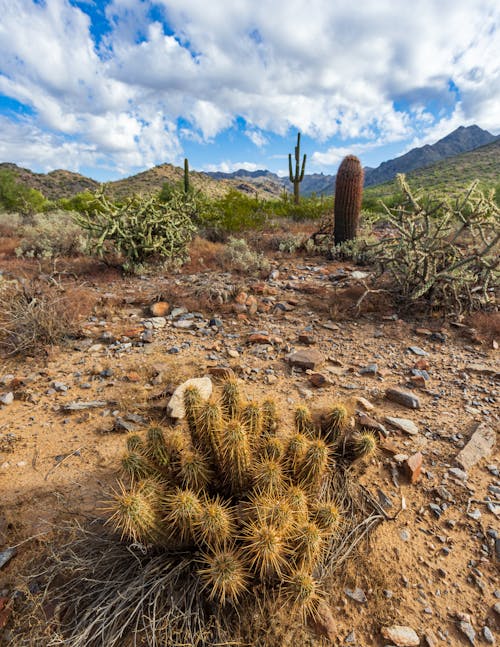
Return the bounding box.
[334,155,364,244]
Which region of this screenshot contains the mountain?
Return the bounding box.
[363,125,498,188]
[1,125,497,202]
[364,138,500,203]
[0,162,99,199]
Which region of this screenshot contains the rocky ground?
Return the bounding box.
[0,255,498,646]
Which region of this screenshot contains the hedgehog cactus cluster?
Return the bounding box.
[108,379,377,617]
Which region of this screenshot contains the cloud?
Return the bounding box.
[0,0,499,175]
[203,161,259,173]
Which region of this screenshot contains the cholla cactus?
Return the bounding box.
[107,378,377,618]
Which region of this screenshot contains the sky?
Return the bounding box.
[0,0,499,182]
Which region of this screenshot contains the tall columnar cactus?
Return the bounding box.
[107,378,377,615]
[288,132,307,205]
[334,155,364,244]
[183,157,190,194]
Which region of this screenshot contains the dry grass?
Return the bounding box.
[465,310,500,342]
[183,237,226,273]
[0,280,96,357]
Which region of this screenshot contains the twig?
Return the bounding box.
[44,447,83,481]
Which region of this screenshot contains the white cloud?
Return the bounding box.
[0,0,499,175]
[203,161,259,173]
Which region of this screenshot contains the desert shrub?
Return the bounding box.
[0,169,48,215]
[15,210,86,259]
[19,381,381,646]
[276,233,306,253]
[57,191,97,213]
[0,279,95,356]
[373,175,499,313]
[0,212,22,237]
[220,237,270,273]
[74,188,197,271]
[330,233,379,265]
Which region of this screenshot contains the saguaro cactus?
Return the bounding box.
[184,158,190,194]
[334,155,364,244]
[288,132,307,205]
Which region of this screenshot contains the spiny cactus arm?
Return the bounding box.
[288,153,294,182]
[299,153,307,182]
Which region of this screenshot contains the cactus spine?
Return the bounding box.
[334,155,364,244]
[288,132,307,205]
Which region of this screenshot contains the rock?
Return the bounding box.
[357,413,387,435]
[467,363,499,377]
[173,319,195,329]
[424,629,439,646]
[322,321,340,331]
[405,452,423,483]
[448,467,468,480]
[309,373,328,388]
[307,601,336,641]
[0,547,16,569]
[0,393,14,406]
[385,417,419,435]
[458,620,476,645]
[150,301,169,317]
[385,388,420,409]
[483,626,494,644]
[234,291,247,304]
[456,422,496,472]
[408,346,428,356]
[149,316,167,329]
[356,396,375,411]
[414,358,430,371]
[345,587,367,603]
[167,377,213,419]
[247,333,271,344]
[227,349,240,358]
[62,400,108,411]
[298,333,315,345]
[246,295,258,315]
[287,349,324,370]
[360,363,378,376]
[208,367,235,381]
[381,625,420,646]
[351,270,369,279]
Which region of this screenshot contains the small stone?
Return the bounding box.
[408,346,428,356]
[405,452,423,484]
[149,316,167,329]
[247,333,271,344]
[381,625,420,646]
[173,319,195,329]
[415,358,430,370]
[385,417,419,435]
[356,396,375,411]
[345,587,367,603]
[234,291,247,304]
[298,333,315,345]
[167,377,213,419]
[429,503,442,518]
[150,301,169,317]
[483,626,495,644]
[309,373,327,388]
[207,367,235,381]
[424,629,439,646]
[385,388,420,409]
[246,295,258,315]
[467,508,481,520]
[456,422,496,472]
[0,547,16,569]
[357,413,387,435]
[0,393,14,406]
[360,363,378,376]
[227,349,240,358]
[125,371,141,383]
[170,306,187,318]
[287,349,324,371]
[458,620,476,645]
[448,467,467,481]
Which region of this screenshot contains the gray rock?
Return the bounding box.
[456,422,496,472]
[385,388,420,409]
[345,587,367,603]
[167,377,213,419]
[408,346,428,356]
[458,620,476,645]
[381,625,420,646]
[483,626,495,644]
[0,547,17,569]
[448,467,468,481]
[173,319,195,329]
[0,392,14,405]
[385,416,419,435]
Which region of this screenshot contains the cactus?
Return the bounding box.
[288,132,307,205]
[334,155,364,245]
[107,378,377,616]
[183,157,190,194]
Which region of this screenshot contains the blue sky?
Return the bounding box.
[0,0,499,181]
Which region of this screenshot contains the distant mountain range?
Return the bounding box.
[206,125,499,196]
[0,124,498,201]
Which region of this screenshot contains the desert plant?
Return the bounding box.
[15,210,86,259]
[74,188,197,270]
[184,158,190,194]
[22,381,383,647]
[220,237,270,273]
[0,279,94,356]
[334,155,364,244]
[288,132,307,205]
[374,175,500,313]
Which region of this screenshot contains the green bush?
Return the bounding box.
[15,210,86,259]
[0,170,48,215]
[221,237,270,273]
[74,188,198,271]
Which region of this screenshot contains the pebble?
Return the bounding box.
[456,422,496,472]
[385,388,420,409]
[458,620,476,645]
[381,625,420,646]
[483,626,495,644]
[287,349,324,370]
[0,392,14,405]
[385,417,419,435]
[345,587,367,603]
[408,346,428,356]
